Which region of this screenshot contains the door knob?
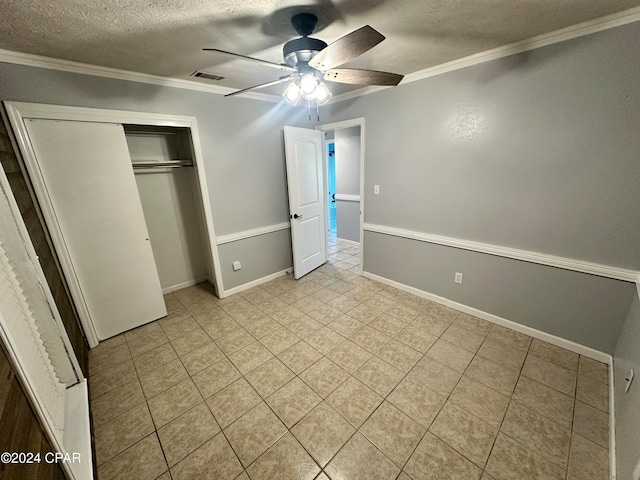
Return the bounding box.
[293,213,303,219]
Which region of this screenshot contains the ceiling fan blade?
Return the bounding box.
[203,48,296,72]
[324,68,404,86]
[224,75,294,97]
[308,25,385,71]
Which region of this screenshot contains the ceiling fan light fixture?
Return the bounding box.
[282,81,301,105]
[314,82,332,105]
[300,73,319,97]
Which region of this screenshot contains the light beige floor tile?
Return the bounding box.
[291,294,324,313]
[216,327,255,355]
[405,357,462,397]
[529,339,579,371]
[346,303,381,323]
[354,356,404,397]
[511,376,574,429]
[192,357,241,398]
[299,357,349,397]
[307,303,344,324]
[404,432,482,480]
[196,312,241,340]
[327,376,383,428]
[291,402,355,467]
[486,325,532,352]
[170,326,212,357]
[224,402,287,467]
[170,432,243,480]
[387,375,446,428]
[395,324,438,353]
[326,340,372,373]
[327,294,360,313]
[465,356,519,397]
[245,357,295,397]
[132,342,177,376]
[91,378,145,426]
[567,433,608,480]
[89,342,132,377]
[327,315,365,337]
[89,357,138,399]
[305,327,347,354]
[278,341,323,374]
[363,294,398,311]
[430,402,498,467]
[206,378,261,429]
[576,363,609,412]
[259,327,301,355]
[229,341,274,374]
[426,339,474,373]
[477,338,527,372]
[247,433,321,480]
[453,313,493,336]
[159,316,200,342]
[126,323,170,357]
[376,340,423,373]
[181,341,225,376]
[147,378,203,428]
[94,402,155,465]
[522,355,577,396]
[244,316,281,339]
[97,433,168,480]
[368,314,408,337]
[500,402,571,468]
[384,303,420,323]
[327,279,357,295]
[267,378,322,428]
[157,402,220,466]
[441,324,485,352]
[427,303,461,323]
[573,400,608,448]
[411,314,452,337]
[350,326,393,353]
[325,433,400,480]
[485,432,565,480]
[287,315,324,338]
[311,287,342,304]
[449,376,509,428]
[360,401,426,466]
[139,358,189,399]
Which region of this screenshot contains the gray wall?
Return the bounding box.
[0,64,311,291]
[335,126,361,243]
[321,21,640,352]
[614,292,640,479]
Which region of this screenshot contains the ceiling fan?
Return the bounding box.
[203,12,404,105]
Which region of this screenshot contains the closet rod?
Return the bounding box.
[132,160,193,169]
[125,130,178,136]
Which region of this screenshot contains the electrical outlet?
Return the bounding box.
[232,260,241,271]
[374,185,380,195]
[454,272,463,284]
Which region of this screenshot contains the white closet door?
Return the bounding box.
[24,119,166,340]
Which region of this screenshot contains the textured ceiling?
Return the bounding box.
[0,0,639,98]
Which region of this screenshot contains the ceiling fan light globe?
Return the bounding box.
[300,73,318,95]
[315,82,332,105]
[283,82,301,105]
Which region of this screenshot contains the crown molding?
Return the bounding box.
[1,6,638,105]
[0,48,279,103]
[331,6,640,104]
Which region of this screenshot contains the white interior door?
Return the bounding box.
[284,126,327,279]
[23,119,166,340]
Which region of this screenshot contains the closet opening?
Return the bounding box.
[123,125,213,295]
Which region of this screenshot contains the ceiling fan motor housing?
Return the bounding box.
[283,37,328,67]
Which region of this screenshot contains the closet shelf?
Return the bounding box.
[132,160,193,169]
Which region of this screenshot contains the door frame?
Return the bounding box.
[3,101,224,347]
[315,118,365,274]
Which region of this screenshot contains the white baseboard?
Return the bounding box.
[220,268,293,298]
[336,238,360,248]
[363,270,612,363]
[161,276,209,294]
[63,379,93,480]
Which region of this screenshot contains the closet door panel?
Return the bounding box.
[24,119,166,340]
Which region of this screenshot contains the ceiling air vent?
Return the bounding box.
[191,71,225,81]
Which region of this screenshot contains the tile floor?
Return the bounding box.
[88,237,610,480]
